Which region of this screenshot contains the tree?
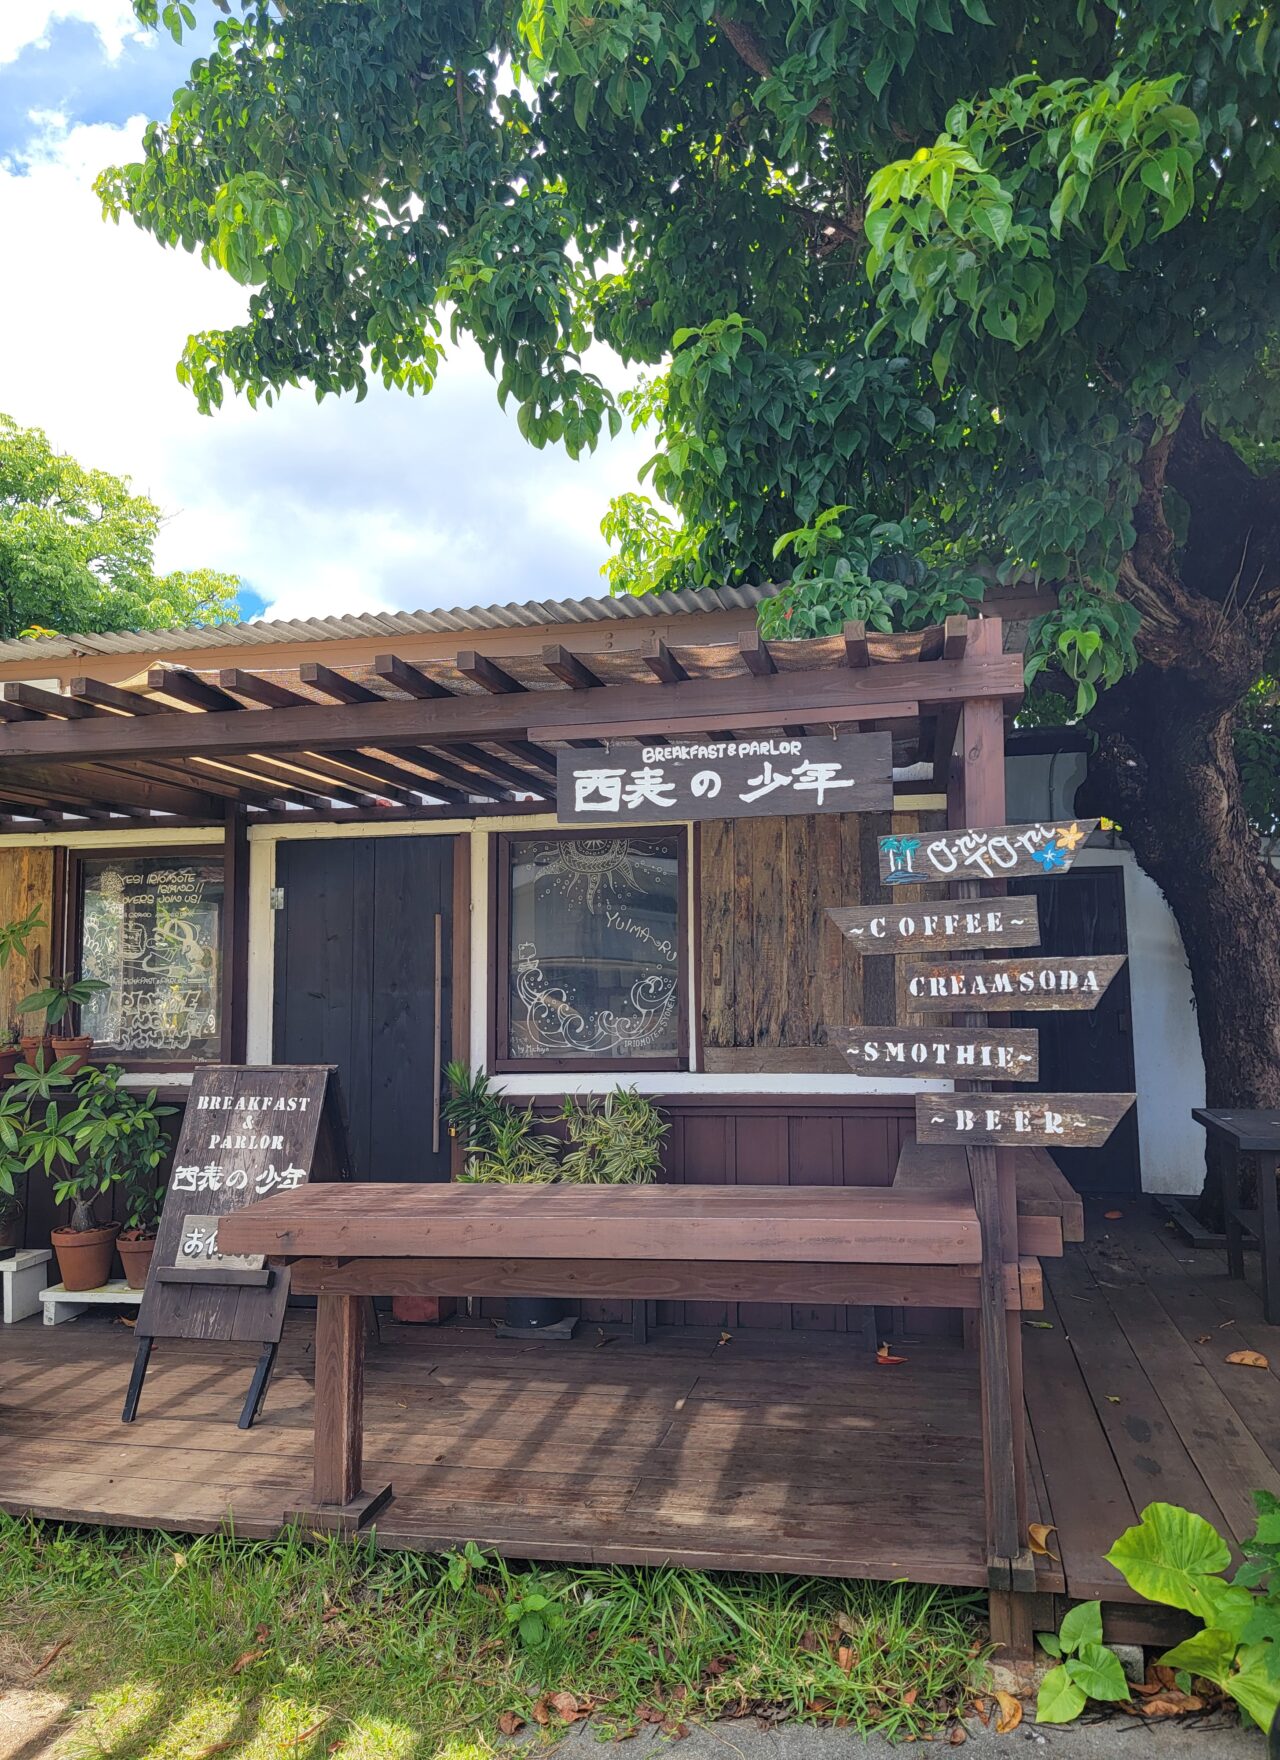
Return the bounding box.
[0,412,240,639]
[100,1,1280,1126]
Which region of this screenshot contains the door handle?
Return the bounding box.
[432,911,444,1155]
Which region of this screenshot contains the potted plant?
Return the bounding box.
[56,1065,174,1291]
[0,908,46,1060]
[17,972,109,1072]
[443,1064,668,1333]
[0,1189,22,1259]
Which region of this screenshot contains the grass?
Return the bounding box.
[0,1517,989,1759]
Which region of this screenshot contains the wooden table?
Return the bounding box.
[218,1182,1005,1531]
[1194,1109,1280,1323]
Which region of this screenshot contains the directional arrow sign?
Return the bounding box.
[903,955,1127,1013]
[916,1092,1136,1148]
[828,1027,1039,1082]
[878,819,1101,885]
[827,897,1039,955]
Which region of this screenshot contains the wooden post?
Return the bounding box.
[952,618,1034,1647]
[220,803,250,1064]
[295,1291,392,1531]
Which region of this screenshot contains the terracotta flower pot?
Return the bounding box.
[0,1047,20,1078]
[19,1034,49,1060]
[117,1231,156,1290]
[51,1221,120,1292]
[50,1035,93,1074]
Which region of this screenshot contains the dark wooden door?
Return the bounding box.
[272,837,455,1180]
[1011,866,1140,1196]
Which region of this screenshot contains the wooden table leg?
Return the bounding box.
[285,1291,392,1533]
[1223,1147,1245,1281]
[1257,1151,1279,1325]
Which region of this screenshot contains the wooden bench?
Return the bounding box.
[218,1181,1035,1529]
[893,1140,1083,1252]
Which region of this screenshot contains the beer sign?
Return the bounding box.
[916,1092,1135,1147]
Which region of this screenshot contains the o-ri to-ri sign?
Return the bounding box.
[557,731,893,824]
[879,819,1101,884]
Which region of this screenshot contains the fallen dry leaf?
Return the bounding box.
[1106,1394,1121,1404]
[194,1745,234,1758]
[497,1711,525,1736]
[1104,1210,1124,1219]
[837,1645,854,1674]
[717,1331,733,1347]
[903,1687,919,1708]
[1141,1691,1204,1717]
[29,1638,72,1678]
[638,1705,665,1724]
[282,1719,330,1748]
[254,1623,270,1643]
[530,1698,551,1727]
[116,1315,136,1328]
[1195,1334,1213,1345]
[327,1745,345,1756]
[970,1697,990,1726]
[798,1626,824,1654]
[171,1552,187,1570]
[805,1699,834,1714]
[665,1722,690,1739]
[229,1648,267,1675]
[949,1728,967,1746]
[993,1691,1022,1734]
[1027,1523,1057,1558]
[876,1343,907,1365]
[1226,1350,1270,1369]
[595,1329,613,1349]
[549,1692,580,1723]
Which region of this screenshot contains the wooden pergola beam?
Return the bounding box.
[0,646,1023,765]
[738,630,776,677]
[843,621,870,668]
[642,636,688,685]
[69,677,166,716]
[457,650,524,695]
[148,666,246,714]
[542,644,602,691]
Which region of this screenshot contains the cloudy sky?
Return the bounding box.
[0,4,652,623]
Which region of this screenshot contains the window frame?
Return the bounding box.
[63,843,227,1073]
[489,827,689,1075]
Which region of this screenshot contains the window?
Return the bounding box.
[76,852,224,1062]
[494,830,686,1070]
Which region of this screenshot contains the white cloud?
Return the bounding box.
[0,2,149,65]
[0,112,651,622]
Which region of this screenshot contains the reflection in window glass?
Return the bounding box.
[505,834,681,1061]
[79,855,223,1060]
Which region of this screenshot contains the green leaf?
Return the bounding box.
[1105,1503,1232,1618]
[1158,1626,1238,1685]
[1057,1600,1103,1655]
[1065,1642,1130,1703]
[1224,1642,1280,1730]
[1035,1665,1087,1724]
[1036,1631,1062,1658]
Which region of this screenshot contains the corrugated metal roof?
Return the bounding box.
[0,584,774,665]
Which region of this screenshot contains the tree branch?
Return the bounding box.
[712,11,834,129]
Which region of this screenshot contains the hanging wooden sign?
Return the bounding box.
[916,1091,1135,1147]
[903,954,1126,1012]
[557,731,893,825]
[827,897,1040,955]
[828,1026,1039,1083]
[878,819,1101,885]
[125,1063,350,1430]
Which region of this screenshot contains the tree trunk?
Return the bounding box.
[1082,661,1280,1215]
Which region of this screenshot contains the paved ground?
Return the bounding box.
[556,1711,1264,1757]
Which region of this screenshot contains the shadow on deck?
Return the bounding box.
[2,1202,1277,1637]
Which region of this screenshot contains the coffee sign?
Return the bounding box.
[916,1091,1135,1147]
[829,1027,1039,1082]
[879,819,1100,885]
[903,955,1126,1012]
[827,898,1039,955]
[557,731,893,825]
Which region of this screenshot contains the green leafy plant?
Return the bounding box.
[0,908,45,977]
[456,1104,560,1186]
[502,1579,567,1650]
[17,973,109,1036]
[1034,1600,1130,1722]
[1038,1499,1280,1730]
[69,1066,175,1237]
[441,1060,508,1153]
[559,1089,669,1185]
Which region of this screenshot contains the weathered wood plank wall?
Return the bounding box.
[700,808,945,1067]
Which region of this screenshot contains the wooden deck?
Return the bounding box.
[3,1203,1278,1628]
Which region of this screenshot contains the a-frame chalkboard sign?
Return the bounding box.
[122,1064,351,1430]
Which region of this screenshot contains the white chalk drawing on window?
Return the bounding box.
[507,836,680,1060]
[80,858,222,1057]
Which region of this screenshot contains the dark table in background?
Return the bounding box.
[1193,1108,1280,1323]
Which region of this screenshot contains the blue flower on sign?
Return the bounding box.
[1031,845,1068,873]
